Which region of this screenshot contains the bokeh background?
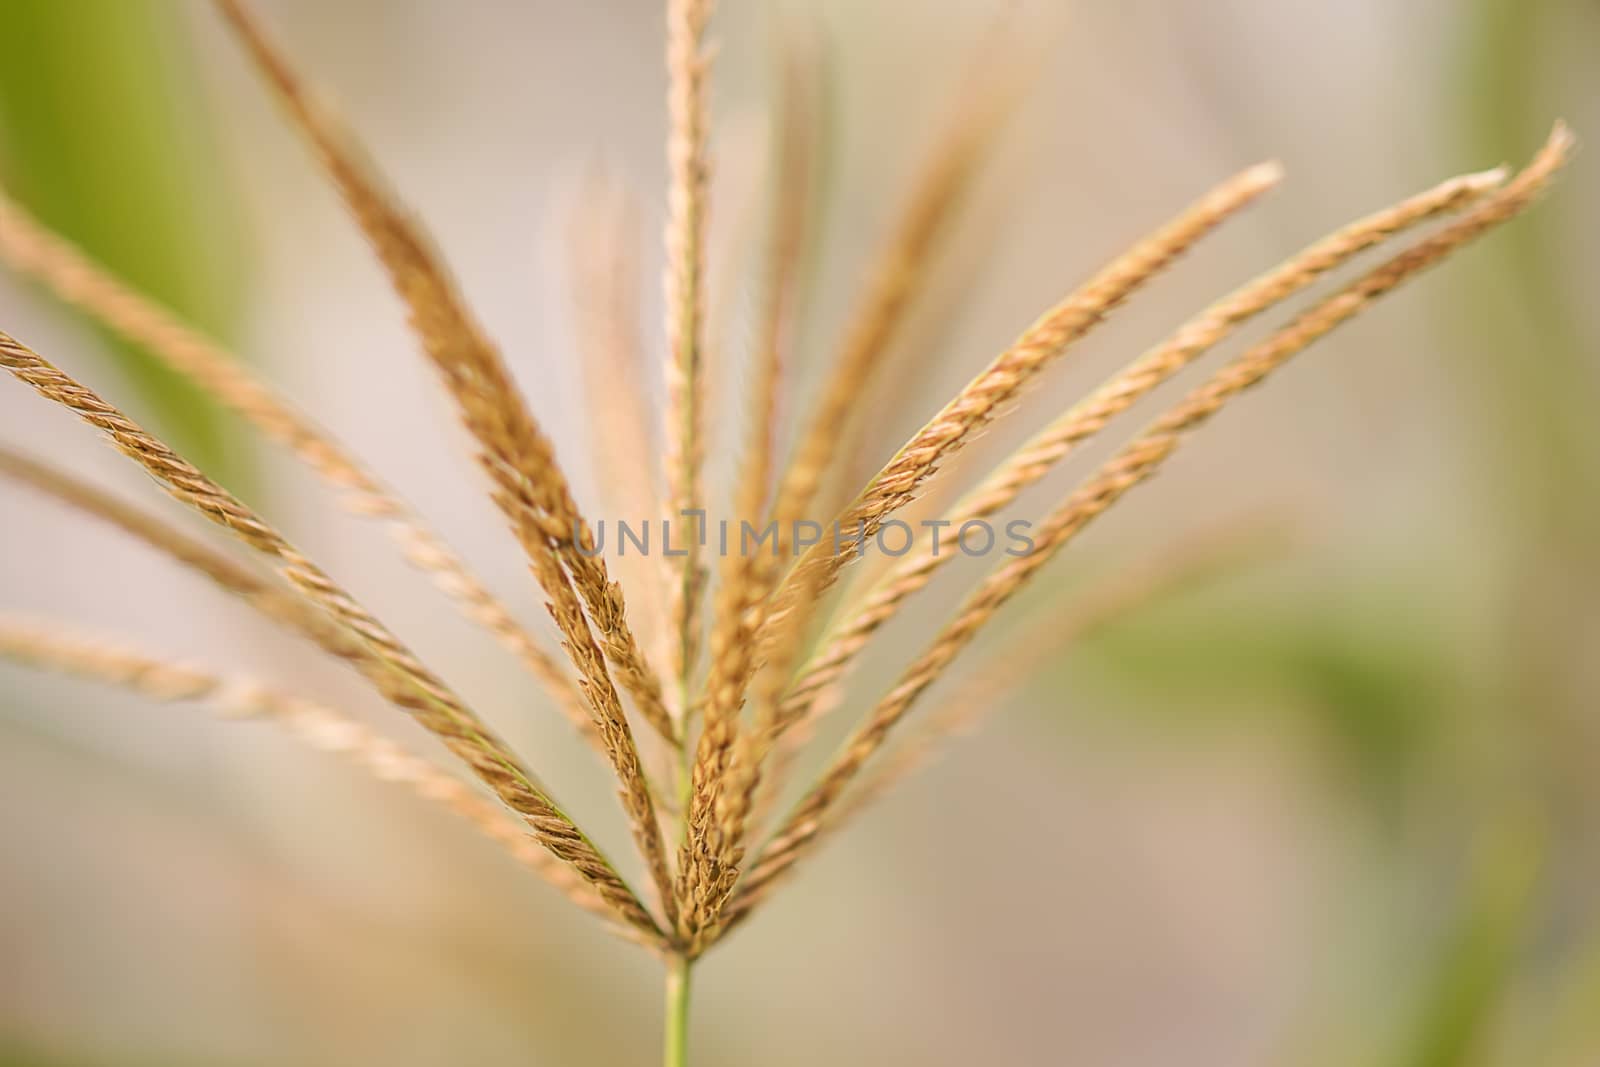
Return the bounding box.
[1,1,1597,1065]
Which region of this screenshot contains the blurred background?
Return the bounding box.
[1,1,1596,1064]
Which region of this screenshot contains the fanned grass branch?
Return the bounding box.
[731,126,1572,917]
[0,3,1572,1061]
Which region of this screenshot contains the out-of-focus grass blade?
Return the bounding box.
[1453,0,1599,568]
[1391,819,1544,1067]
[1066,580,1463,806]
[0,0,248,488]
[1538,920,1600,1066]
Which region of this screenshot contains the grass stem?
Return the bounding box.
[664,953,693,1067]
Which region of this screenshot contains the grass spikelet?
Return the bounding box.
[0,616,643,942]
[758,161,1284,638]
[773,164,1509,736]
[0,189,599,747]
[211,0,676,747]
[0,330,663,941]
[663,0,716,704]
[734,126,1571,923]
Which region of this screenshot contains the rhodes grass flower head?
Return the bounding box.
[0,1,1573,1063]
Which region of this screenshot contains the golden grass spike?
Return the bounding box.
[766,39,1016,541]
[568,177,675,682]
[663,0,715,702]
[0,331,663,941]
[729,126,1572,932]
[211,0,675,746]
[774,164,1508,737]
[529,540,679,930]
[0,617,652,946]
[757,161,1284,643]
[676,28,823,940]
[0,190,598,748]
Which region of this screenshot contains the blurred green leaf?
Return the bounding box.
[1453,0,1600,862]
[0,1048,81,1067]
[1454,0,1598,527]
[1391,820,1543,1067]
[0,0,249,488]
[1064,577,1464,803]
[1540,920,1600,1065]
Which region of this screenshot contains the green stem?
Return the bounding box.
[668,622,697,1067]
[663,953,693,1067]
